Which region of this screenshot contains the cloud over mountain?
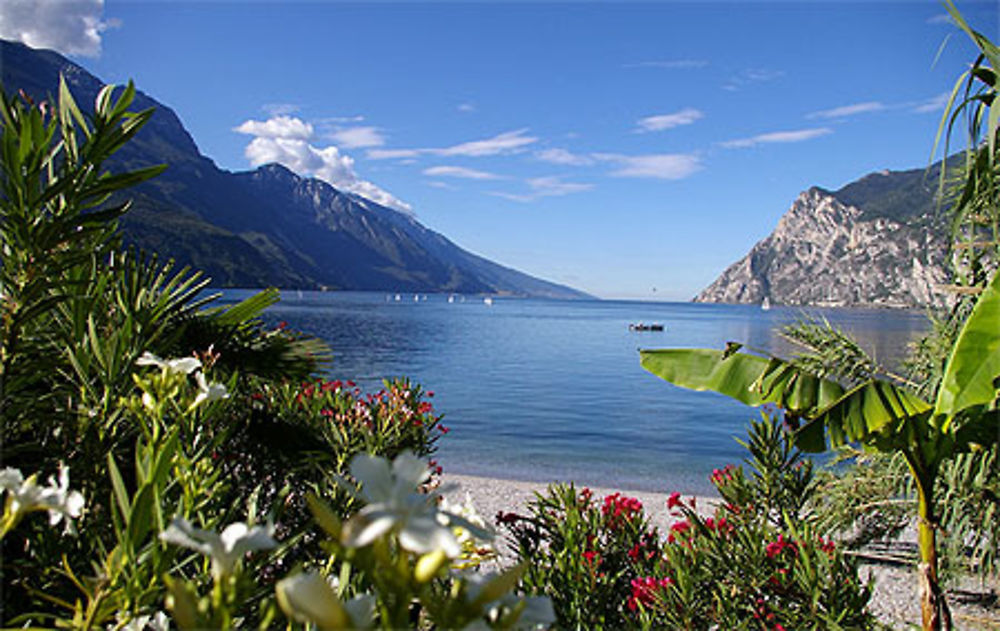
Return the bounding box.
[235,115,411,213]
[0,0,113,57]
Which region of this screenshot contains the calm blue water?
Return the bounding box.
[224,291,930,495]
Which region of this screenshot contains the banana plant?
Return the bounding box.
[641,270,1000,631]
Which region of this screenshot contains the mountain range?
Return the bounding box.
[694,160,955,308]
[0,40,588,299]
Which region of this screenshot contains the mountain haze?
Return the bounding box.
[0,40,588,298]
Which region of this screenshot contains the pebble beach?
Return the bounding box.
[441,473,1000,630]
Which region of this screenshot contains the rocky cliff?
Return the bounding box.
[695,178,952,308]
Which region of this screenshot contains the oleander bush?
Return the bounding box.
[0,78,547,629]
[501,413,877,630]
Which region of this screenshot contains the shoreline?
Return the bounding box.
[439,472,717,538]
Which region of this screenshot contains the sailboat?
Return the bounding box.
[761,297,771,311]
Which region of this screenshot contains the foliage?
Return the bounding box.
[499,483,659,629]
[500,413,876,630]
[1,78,481,629]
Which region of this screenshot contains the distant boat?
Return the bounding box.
[448,295,456,303]
[484,297,494,306]
[414,294,420,302]
[394,294,401,302]
[629,322,664,332]
[761,297,771,310]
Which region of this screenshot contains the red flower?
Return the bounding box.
[667,519,690,544]
[602,493,643,529]
[627,576,673,612]
[765,534,798,559]
[438,425,450,434]
[667,492,682,510]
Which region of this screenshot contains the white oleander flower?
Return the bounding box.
[439,492,495,548]
[159,517,276,579]
[460,571,556,631]
[276,571,375,630]
[111,611,170,631]
[136,352,201,375]
[340,451,490,558]
[0,464,84,533]
[192,371,229,407]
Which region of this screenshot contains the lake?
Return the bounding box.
[224,290,931,495]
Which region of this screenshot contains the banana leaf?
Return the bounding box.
[639,348,844,414]
[935,269,1000,421]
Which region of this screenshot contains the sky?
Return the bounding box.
[2,0,997,300]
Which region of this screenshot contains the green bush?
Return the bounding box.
[501,413,877,630]
[1,79,498,629]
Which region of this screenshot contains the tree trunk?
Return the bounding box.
[914,467,951,631]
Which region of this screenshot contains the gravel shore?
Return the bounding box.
[441,473,1000,630]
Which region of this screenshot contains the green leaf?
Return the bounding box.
[639,348,844,413]
[795,380,932,452]
[127,483,155,546]
[936,269,1000,418]
[107,452,130,521]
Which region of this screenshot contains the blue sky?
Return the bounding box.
[3,1,997,299]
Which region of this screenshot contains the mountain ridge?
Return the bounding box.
[1,40,589,299]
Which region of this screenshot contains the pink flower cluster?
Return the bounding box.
[602,493,643,529]
[765,534,798,560]
[710,464,736,486]
[627,576,673,612]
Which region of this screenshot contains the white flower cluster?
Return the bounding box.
[340,451,492,558]
[0,464,85,534]
[159,517,277,580]
[136,352,229,407]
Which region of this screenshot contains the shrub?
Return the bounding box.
[501,413,878,630]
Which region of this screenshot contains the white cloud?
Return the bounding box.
[426,181,458,190]
[806,101,885,119]
[234,116,313,140]
[457,102,476,112]
[593,153,702,180]
[329,126,385,149]
[437,129,537,157]
[535,147,595,166]
[490,176,594,203]
[367,148,422,160]
[926,13,955,25]
[527,176,593,196]
[0,0,115,57]
[636,108,704,132]
[234,115,411,214]
[366,129,538,161]
[262,103,300,117]
[423,165,502,180]
[723,68,784,91]
[720,127,832,149]
[911,92,950,114]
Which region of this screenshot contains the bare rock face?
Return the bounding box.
[695,187,950,308]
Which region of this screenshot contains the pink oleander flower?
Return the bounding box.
[666,492,682,510]
[627,576,673,612]
[765,534,798,559]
